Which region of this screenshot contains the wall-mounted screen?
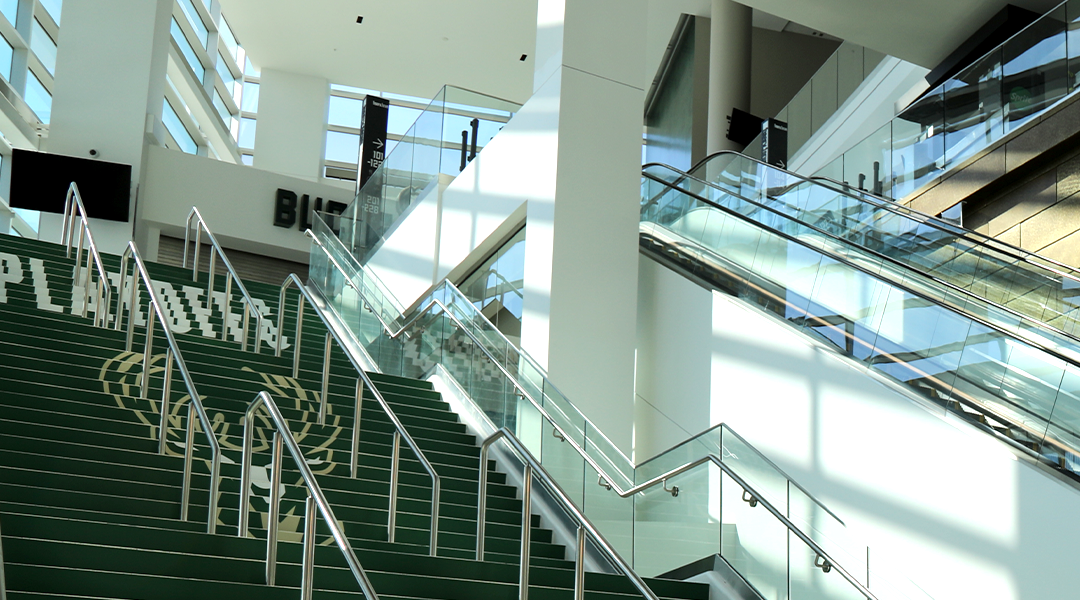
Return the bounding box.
[9,149,132,222]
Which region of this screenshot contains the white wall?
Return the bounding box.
[253,69,329,182]
[140,146,351,262]
[634,255,1080,600]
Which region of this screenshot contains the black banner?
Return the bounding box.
[761,118,788,170]
[357,95,390,194]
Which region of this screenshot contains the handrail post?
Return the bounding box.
[520,463,532,600]
[429,479,440,557]
[302,494,317,600]
[238,400,257,538]
[574,525,586,600]
[126,267,139,351]
[181,401,196,521]
[209,251,219,339]
[351,378,363,479]
[276,285,289,357]
[159,349,173,455]
[293,295,305,379]
[141,311,156,400]
[183,214,192,269]
[192,227,202,282]
[320,332,332,425]
[388,431,401,543]
[266,431,283,586]
[224,271,234,343]
[476,439,493,561]
[75,224,85,288]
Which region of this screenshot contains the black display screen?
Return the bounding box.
[9,149,132,222]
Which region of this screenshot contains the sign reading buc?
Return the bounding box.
[273,189,347,232]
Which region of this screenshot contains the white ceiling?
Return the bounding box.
[217,0,539,104]
[221,0,1065,108]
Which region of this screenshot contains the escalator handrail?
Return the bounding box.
[642,168,1080,456]
[645,162,1080,367]
[670,150,1080,289]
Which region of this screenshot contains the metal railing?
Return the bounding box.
[237,391,380,598]
[114,241,222,533]
[183,207,263,353]
[60,182,112,328]
[478,429,660,600]
[276,273,441,555]
[308,230,883,599]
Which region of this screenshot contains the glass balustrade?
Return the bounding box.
[337,86,521,263]
[811,0,1077,200]
[308,212,931,600]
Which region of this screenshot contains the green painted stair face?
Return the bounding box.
[0,233,710,600]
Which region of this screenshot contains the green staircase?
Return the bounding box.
[0,233,708,600]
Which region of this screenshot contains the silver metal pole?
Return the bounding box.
[159,349,173,455]
[183,218,191,269]
[574,526,586,600]
[141,311,156,400]
[520,464,532,600]
[125,269,138,349]
[320,333,332,426]
[209,252,219,339]
[116,256,128,333]
[241,308,251,353]
[430,478,440,557]
[293,296,305,379]
[302,494,317,600]
[192,228,202,282]
[276,287,289,358]
[181,401,195,521]
[351,379,363,479]
[388,431,401,543]
[207,450,221,535]
[75,225,85,288]
[238,406,255,537]
[267,431,283,585]
[476,442,490,561]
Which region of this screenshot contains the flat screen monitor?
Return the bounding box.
[9,149,132,222]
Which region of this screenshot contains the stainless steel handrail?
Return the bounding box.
[477,428,879,600]
[479,429,659,600]
[275,273,441,555]
[60,182,112,328]
[183,207,264,353]
[237,391,380,598]
[114,241,222,534]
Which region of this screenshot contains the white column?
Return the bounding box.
[707,0,752,154]
[253,69,329,182]
[520,0,645,454]
[46,0,174,254]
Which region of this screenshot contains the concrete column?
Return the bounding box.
[253,69,329,182]
[707,0,752,154]
[45,0,174,254]
[520,0,645,455]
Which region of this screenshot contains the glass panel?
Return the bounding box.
[328,95,363,127]
[30,19,56,76]
[1003,5,1068,133]
[216,52,238,98]
[24,70,51,124]
[811,52,839,132]
[39,0,60,25]
[241,81,259,113]
[219,16,239,60]
[943,49,1003,168]
[212,89,232,125]
[178,0,208,49]
[721,467,788,600]
[0,33,12,82]
[890,86,943,199]
[240,154,253,166]
[325,131,360,164]
[162,98,197,154]
[0,0,15,26]
[238,117,256,149]
[388,105,423,135]
[244,56,260,77]
[171,18,205,82]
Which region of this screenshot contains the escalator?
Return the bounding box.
[640,153,1080,478]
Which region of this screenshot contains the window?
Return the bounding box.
[215,52,237,98]
[30,19,56,75]
[39,0,60,25]
[171,18,204,82]
[328,95,363,128]
[240,154,253,166]
[212,89,232,127]
[387,105,422,136]
[244,56,259,77]
[219,16,239,61]
[0,34,13,81]
[325,131,360,164]
[0,0,17,27]
[162,98,197,154]
[177,0,208,49]
[24,70,51,123]
[240,81,259,113]
[238,116,256,149]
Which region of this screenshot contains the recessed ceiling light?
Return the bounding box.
[356,16,363,23]
[520,54,528,61]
